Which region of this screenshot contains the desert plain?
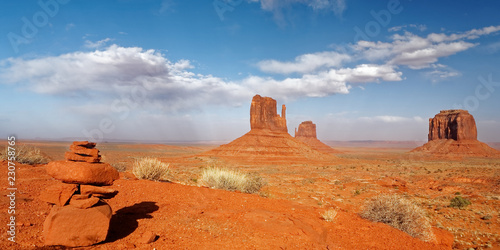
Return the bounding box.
[1,138,499,249]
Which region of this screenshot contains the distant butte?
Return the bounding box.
[412,110,499,157]
[203,95,335,163]
[295,121,339,154]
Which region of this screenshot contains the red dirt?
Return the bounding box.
[0,161,452,250]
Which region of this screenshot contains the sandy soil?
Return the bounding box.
[1,141,500,249]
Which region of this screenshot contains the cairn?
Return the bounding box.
[40,141,119,247]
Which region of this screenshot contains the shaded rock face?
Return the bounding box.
[250,95,287,132]
[428,110,477,141]
[295,121,317,139]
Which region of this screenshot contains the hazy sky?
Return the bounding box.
[1,0,499,142]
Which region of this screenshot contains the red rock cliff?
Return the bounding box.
[295,121,317,139]
[250,95,287,132]
[428,110,477,141]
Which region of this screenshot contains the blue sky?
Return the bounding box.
[1,0,499,142]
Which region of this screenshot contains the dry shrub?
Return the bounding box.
[132,157,169,181]
[321,209,338,222]
[1,145,49,165]
[360,194,435,242]
[201,167,263,194]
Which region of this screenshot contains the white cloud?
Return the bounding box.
[65,23,75,31]
[424,64,461,83]
[257,51,351,74]
[388,24,427,32]
[353,26,500,69]
[84,38,113,49]
[253,0,347,25]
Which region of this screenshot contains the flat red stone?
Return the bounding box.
[46,161,119,186]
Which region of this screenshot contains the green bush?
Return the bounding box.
[132,157,169,181]
[360,194,434,242]
[201,167,264,194]
[449,196,471,208]
[1,145,49,165]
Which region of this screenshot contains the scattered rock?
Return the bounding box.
[139,231,158,244]
[43,201,112,247]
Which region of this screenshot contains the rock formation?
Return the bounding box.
[412,110,499,157]
[428,110,477,141]
[295,121,339,154]
[295,121,317,138]
[204,95,335,163]
[250,95,287,132]
[41,141,119,247]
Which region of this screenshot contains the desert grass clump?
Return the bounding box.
[360,194,434,242]
[1,145,49,165]
[132,157,169,181]
[449,196,471,208]
[201,167,263,194]
[321,209,338,222]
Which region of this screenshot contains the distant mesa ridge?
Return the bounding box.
[412,109,499,157]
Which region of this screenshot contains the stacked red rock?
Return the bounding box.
[295,121,317,138]
[428,110,477,141]
[250,95,287,132]
[41,141,119,247]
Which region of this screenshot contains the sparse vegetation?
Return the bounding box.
[201,167,264,194]
[449,196,471,208]
[132,157,169,181]
[112,162,128,172]
[1,145,49,165]
[321,209,338,222]
[360,194,435,242]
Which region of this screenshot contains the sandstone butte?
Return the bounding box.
[412,110,500,157]
[295,121,340,154]
[203,95,336,163]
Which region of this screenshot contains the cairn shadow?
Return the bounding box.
[105,201,159,242]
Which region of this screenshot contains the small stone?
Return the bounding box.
[39,183,78,206]
[72,141,97,148]
[80,185,118,199]
[43,201,112,247]
[65,151,101,163]
[69,145,100,157]
[481,215,492,220]
[139,231,157,244]
[69,196,100,209]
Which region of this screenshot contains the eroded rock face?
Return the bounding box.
[295,121,317,138]
[428,110,477,141]
[250,95,287,132]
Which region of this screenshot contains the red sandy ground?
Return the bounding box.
[1,141,500,249]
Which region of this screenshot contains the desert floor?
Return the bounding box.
[1,141,499,249]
